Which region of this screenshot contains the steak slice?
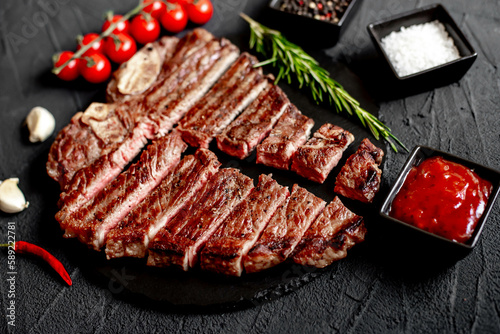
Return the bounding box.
[147,168,254,271]
[200,174,289,276]
[291,123,355,183]
[178,52,268,148]
[106,36,179,103]
[334,138,384,203]
[244,184,325,273]
[105,149,221,259]
[293,196,366,268]
[60,131,187,251]
[216,80,290,159]
[256,104,314,170]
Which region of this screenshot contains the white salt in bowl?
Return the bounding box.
[367,4,477,89]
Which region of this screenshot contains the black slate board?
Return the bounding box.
[1,0,500,333]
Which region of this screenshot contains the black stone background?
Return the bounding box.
[0,0,499,333]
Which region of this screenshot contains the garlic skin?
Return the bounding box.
[0,178,29,214]
[26,106,56,143]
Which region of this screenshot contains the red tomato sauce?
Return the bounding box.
[390,156,492,243]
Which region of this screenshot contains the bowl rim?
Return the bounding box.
[366,3,478,80]
[379,145,500,250]
[268,0,361,27]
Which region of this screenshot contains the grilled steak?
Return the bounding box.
[178,52,268,148]
[256,104,314,170]
[334,138,384,203]
[106,36,180,103]
[291,123,354,183]
[293,196,366,268]
[147,168,254,271]
[60,131,187,250]
[216,80,290,159]
[200,174,289,276]
[244,184,325,273]
[105,149,221,259]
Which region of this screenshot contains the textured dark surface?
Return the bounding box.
[1,0,499,333]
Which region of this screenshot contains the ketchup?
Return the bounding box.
[390,156,492,243]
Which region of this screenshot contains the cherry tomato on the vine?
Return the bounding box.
[79,53,111,83]
[160,2,188,33]
[53,51,80,81]
[102,14,130,35]
[76,33,104,56]
[130,14,161,45]
[186,0,213,25]
[142,0,167,20]
[104,33,137,64]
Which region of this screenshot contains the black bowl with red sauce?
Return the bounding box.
[380,146,500,251]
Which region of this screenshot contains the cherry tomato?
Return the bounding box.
[53,51,79,81]
[142,0,167,20]
[130,14,161,45]
[104,33,137,64]
[160,2,188,33]
[79,53,111,83]
[101,14,130,35]
[76,33,104,56]
[186,0,213,25]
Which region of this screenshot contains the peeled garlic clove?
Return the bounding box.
[0,178,29,214]
[26,106,56,143]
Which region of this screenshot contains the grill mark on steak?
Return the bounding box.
[244,184,325,273]
[105,149,221,259]
[106,36,180,103]
[61,131,187,251]
[178,52,268,148]
[200,174,289,276]
[216,79,290,159]
[147,168,254,271]
[334,138,384,203]
[291,123,355,184]
[293,196,366,268]
[256,104,315,170]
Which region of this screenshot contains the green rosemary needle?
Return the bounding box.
[240,13,408,153]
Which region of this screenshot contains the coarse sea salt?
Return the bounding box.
[381,20,461,77]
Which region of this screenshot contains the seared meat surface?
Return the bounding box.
[334,138,384,203]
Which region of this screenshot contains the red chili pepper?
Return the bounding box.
[1,241,72,286]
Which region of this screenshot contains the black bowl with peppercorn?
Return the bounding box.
[267,0,361,47]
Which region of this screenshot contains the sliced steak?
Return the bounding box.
[60,131,187,251]
[293,196,366,268]
[178,52,268,148]
[334,138,384,203]
[216,80,290,159]
[105,149,221,259]
[291,123,355,183]
[106,36,179,103]
[256,104,314,170]
[244,184,325,273]
[147,168,254,271]
[200,174,289,276]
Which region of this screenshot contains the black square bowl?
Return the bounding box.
[267,0,362,48]
[367,4,477,90]
[380,146,500,252]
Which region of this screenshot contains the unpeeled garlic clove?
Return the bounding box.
[0,178,29,214]
[26,106,56,143]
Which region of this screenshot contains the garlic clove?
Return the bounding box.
[0,178,29,214]
[26,106,56,143]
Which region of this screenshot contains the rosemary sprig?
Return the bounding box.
[240,13,408,153]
